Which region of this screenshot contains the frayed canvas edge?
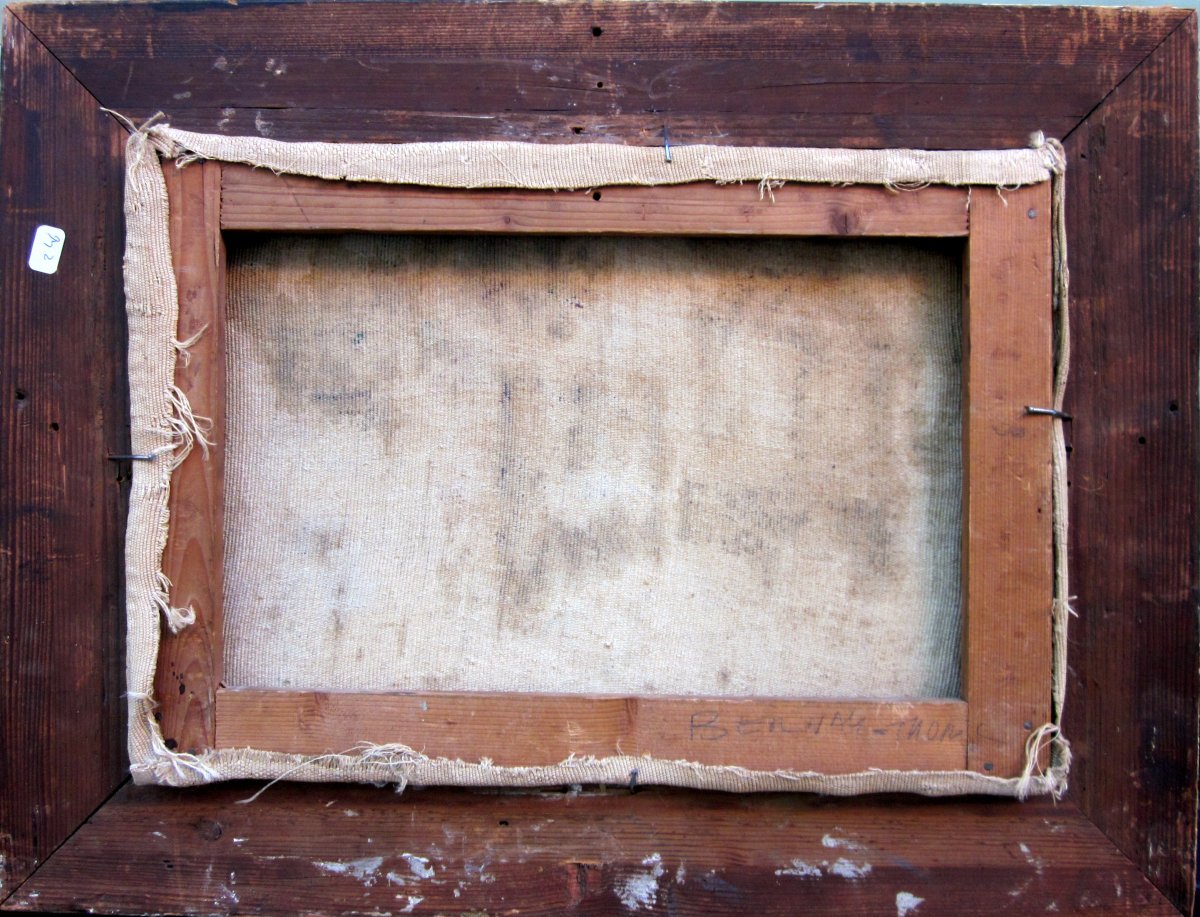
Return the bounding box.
[126,719,1070,800]
[123,124,216,777]
[120,117,1071,798]
[146,124,1063,191]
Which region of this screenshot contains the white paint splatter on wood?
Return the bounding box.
[826,857,872,879]
[401,852,435,879]
[313,856,384,887]
[777,857,872,880]
[775,859,822,878]
[822,832,866,851]
[896,891,925,916]
[616,853,664,911]
[1018,842,1047,873]
[1009,876,1033,898]
[464,858,496,884]
[217,880,239,907]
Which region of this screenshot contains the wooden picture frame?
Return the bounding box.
[1,3,1195,913]
[157,162,1051,781]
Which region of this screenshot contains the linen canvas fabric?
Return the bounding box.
[122,122,1070,796]
[224,233,964,700]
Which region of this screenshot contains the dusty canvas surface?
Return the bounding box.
[222,233,963,699]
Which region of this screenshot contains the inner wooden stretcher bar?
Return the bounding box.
[154,160,1052,778]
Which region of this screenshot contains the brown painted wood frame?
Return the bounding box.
[158,164,1051,780]
[1,3,1194,914]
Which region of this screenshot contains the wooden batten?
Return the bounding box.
[215,690,969,773]
[961,183,1054,776]
[221,164,970,237]
[155,160,226,755]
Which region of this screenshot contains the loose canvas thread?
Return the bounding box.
[173,323,209,366]
[120,116,1071,797]
[1014,724,1071,800]
[152,569,195,633]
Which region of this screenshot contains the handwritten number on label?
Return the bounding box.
[28,225,65,275]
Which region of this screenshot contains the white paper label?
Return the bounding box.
[28,225,65,274]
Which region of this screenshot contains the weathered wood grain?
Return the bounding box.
[154,160,225,757]
[121,107,1088,151]
[962,184,1054,777]
[6,61,1118,122]
[1061,16,1200,914]
[221,164,969,235]
[0,10,129,900]
[14,2,1182,61]
[216,691,968,773]
[15,4,1187,151]
[4,782,1177,915]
